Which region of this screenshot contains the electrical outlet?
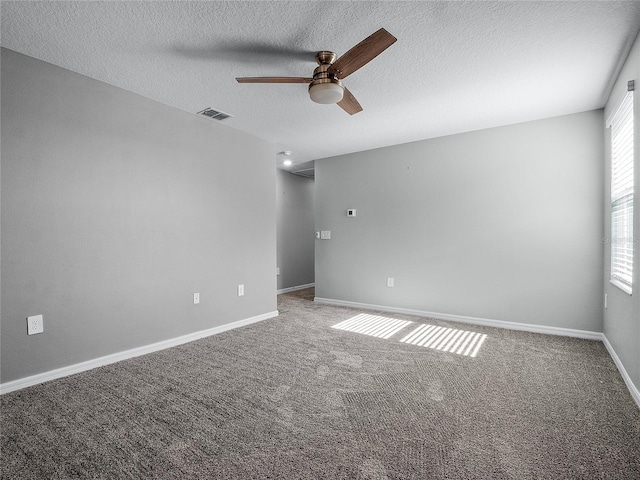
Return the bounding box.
[27,315,44,335]
[387,277,395,288]
[193,293,200,304]
[238,284,245,297]
[604,293,608,309]
[276,267,280,276]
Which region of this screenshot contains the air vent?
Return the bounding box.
[197,107,233,121]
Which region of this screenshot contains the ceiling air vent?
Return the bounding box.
[197,107,233,121]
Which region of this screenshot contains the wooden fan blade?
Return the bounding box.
[236,77,312,83]
[337,86,363,115]
[328,28,397,79]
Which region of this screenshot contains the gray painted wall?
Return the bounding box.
[1,49,277,383]
[315,110,604,332]
[275,170,314,290]
[603,33,640,390]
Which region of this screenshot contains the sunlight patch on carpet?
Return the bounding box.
[400,324,487,357]
[332,314,412,339]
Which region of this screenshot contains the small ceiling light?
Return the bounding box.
[309,81,344,104]
[279,151,293,167]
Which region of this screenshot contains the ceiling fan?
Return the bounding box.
[236,28,397,115]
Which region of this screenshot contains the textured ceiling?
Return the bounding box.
[2,1,640,170]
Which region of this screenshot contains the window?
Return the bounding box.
[607,80,634,294]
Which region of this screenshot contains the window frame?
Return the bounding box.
[607,80,634,295]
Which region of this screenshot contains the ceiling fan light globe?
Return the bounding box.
[309,82,344,104]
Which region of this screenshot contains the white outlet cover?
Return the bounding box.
[27,315,44,335]
[387,277,395,287]
[321,230,331,239]
[238,284,245,296]
[193,293,200,304]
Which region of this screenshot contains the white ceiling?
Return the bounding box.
[2,1,640,170]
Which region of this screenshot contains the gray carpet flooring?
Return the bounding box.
[2,288,639,479]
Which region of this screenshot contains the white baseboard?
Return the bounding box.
[5,298,639,410]
[602,335,640,408]
[277,283,315,295]
[0,310,279,395]
[314,297,603,340]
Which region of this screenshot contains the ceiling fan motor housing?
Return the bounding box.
[309,51,344,104]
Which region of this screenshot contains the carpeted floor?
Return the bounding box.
[2,288,639,479]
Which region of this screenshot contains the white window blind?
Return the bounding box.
[607,81,634,294]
